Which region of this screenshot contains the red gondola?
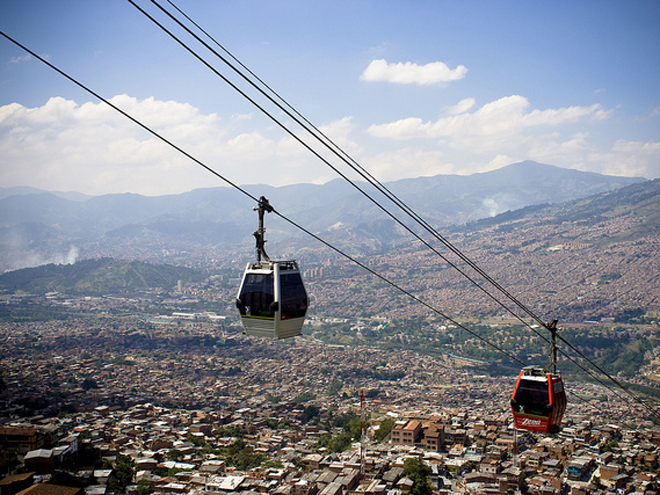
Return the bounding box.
[511,366,566,433]
[511,320,567,433]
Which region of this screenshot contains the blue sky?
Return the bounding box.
[1,0,659,195]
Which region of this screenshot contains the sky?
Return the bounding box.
[1,0,659,196]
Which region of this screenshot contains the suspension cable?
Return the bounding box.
[0,29,524,370]
[131,1,660,419]
[142,0,552,339]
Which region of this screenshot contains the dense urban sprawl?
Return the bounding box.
[2,316,659,495]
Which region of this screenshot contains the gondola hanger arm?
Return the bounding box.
[543,319,559,374]
[253,196,273,263]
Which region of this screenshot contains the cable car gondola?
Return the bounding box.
[511,366,566,433]
[236,197,308,339]
[511,320,567,433]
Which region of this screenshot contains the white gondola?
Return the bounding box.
[235,197,308,339]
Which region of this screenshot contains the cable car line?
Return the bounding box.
[140,4,631,412]
[148,0,547,330]
[137,0,559,348]
[136,3,634,420]
[3,23,658,423]
[0,28,524,367]
[130,1,660,421]
[150,0,554,343]
[138,0,657,419]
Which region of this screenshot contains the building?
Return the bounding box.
[390,421,421,446]
[0,427,47,456]
[420,423,444,452]
[0,473,34,495]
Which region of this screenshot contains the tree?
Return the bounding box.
[293,392,316,403]
[107,455,135,494]
[313,412,362,453]
[374,418,395,442]
[50,470,85,488]
[186,433,205,447]
[216,424,247,438]
[81,377,98,391]
[166,448,184,461]
[326,379,342,396]
[302,405,320,424]
[403,457,432,495]
[326,431,353,453]
[262,459,284,469]
[137,480,154,495]
[229,445,266,471]
[202,443,217,454]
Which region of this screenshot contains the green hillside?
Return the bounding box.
[0,258,205,295]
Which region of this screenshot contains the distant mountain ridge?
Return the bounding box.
[0,161,645,272]
[1,177,658,323]
[465,174,660,233]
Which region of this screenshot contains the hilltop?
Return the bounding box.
[306,177,660,323]
[0,258,204,296]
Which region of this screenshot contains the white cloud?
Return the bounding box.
[365,147,452,181]
[317,116,362,155]
[0,96,366,195]
[486,154,517,172]
[360,59,468,85]
[362,95,660,179]
[368,95,611,154]
[268,116,363,179]
[587,139,660,178]
[523,104,610,126]
[0,96,224,195]
[446,98,476,116]
[9,54,35,64]
[2,94,656,198]
[527,132,591,164]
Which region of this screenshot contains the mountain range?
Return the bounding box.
[0,161,646,272]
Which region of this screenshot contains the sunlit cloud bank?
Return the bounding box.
[1,93,659,197]
[365,95,660,179]
[368,95,610,144]
[590,139,660,178]
[0,95,338,195]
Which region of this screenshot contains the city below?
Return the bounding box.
[1,311,659,495]
[1,176,659,494]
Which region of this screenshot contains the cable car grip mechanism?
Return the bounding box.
[253,196,274,263]
[544,318,559,374]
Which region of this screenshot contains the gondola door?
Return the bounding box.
[236,261,277,337]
